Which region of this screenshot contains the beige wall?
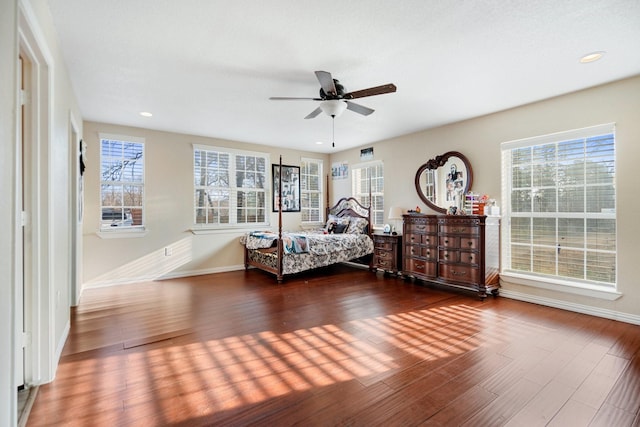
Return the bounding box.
[330,75,640,321]
[82,122,329,287]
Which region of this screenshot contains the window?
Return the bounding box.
[501,123,616,289]
[352,161,384,226]
[100,134,144,230]
[300,158,323,223]
[194,146,268,227]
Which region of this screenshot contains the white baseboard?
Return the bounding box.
[158,265,246,281]
[82,265,246,289]
[500,289,640,326]
[52,319,70,379]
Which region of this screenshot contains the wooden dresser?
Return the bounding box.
[372,233,402,274]
[402,214,500,298]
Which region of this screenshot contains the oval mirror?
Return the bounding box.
[414,151,473,214]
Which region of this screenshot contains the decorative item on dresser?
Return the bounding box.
[402,213,500,299]
[415,151,473,214]
[387,206,404,235]
[372,233,402,275]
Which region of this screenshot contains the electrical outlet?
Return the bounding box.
[164,247,172,256]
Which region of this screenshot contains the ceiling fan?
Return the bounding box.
[270,71,397,119]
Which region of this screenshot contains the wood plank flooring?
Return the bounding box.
[27,265,640,426]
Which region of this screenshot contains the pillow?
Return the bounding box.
[325,214,350,232]
[334,223,349,234]
[346,217,369,234]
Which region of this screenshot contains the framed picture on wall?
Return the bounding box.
[272,164,301,212]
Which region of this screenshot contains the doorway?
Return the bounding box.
[17,2,55,391]
[69,116,82,307]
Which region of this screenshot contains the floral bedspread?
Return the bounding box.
[241,231,310,254]
[241,231,374,275]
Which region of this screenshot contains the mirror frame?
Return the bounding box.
[414,151,474,214]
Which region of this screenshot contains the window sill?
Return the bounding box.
[190,225,272,235]
[97,228,147,239]
[501,271,622,301]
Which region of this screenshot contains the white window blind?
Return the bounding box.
[501,123,616,288]
[300,158,323,223]
[100,134,145,230]
[194,146,268,227]
[352,161,384,226]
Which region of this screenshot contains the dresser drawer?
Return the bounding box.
[406,223,437,234]
[439,236,479,250]
[439,250,480,266]
[374,256,395,270]
[439,263,480,284]
[374,248,393,259]
[406,233,436,246]
[406,244,436,259]
[439,224,479,236]
[404,258,437,278]
[374,240,394,251]
[439,249,459,263]
[459,250,479,265]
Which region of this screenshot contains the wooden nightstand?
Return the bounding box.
[372,233,402,274]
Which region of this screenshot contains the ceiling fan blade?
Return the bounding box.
[270,97,322,101]
[315,71,337,96]
[304,107,323,119]
[344,83,397,99]
[346,101,374,116]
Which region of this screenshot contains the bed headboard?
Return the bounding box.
[328,197,370,220]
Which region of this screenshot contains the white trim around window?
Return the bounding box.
[351,160,384,227]
[501,123,617,296]
[192,144,270,231]
[300,157,324,225]
[98,133,146,238]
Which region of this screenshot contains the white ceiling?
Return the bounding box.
[47,0,640,153]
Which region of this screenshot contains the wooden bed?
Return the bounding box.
[242,157,374,283]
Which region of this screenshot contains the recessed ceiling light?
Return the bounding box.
[579,51,605,63]
[315,141,323,145]
[139,111,153,117]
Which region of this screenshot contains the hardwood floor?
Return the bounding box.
[27,265,640,426]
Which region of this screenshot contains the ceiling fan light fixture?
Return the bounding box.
[320,100,347,118]
[579,51,605,63]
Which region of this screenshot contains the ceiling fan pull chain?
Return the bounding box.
[332,116,335,147]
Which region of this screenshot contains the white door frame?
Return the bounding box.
[69,113,82,307]
[17,0,55,386]
[16,48,25,393]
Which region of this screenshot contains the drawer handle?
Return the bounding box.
[425,238,430,243]
[411,237,415,241]
[417,226,425,230]
[380,252,388,258]
[468,255,473,261]
[411,248,415,254]
[416,263,424,269]
[451,270,467,276]
[426,251,430,256]
[444,239,449,244]
[468,241,473,246]
[444,253,448,259]
[452,227,465,233]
